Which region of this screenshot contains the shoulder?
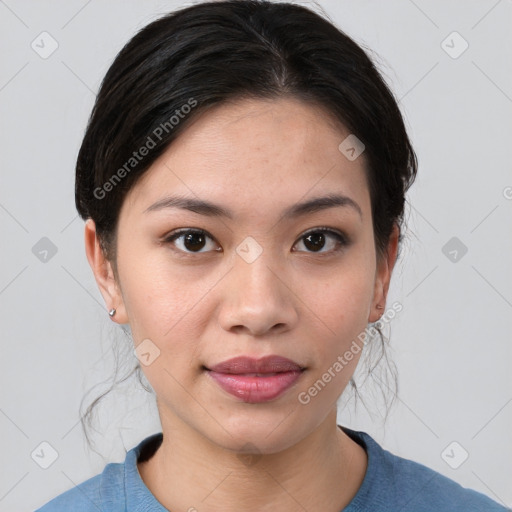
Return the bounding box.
[34,433,163,512]
[342,426,509,512]
[34,460,125,512]
[385,449,507,511]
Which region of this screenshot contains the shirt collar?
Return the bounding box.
[121,427,376,511]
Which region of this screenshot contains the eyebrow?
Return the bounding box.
[143,193,363,220]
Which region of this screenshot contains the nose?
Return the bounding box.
[216,248,298,337]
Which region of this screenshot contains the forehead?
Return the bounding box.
[120,97,370,221]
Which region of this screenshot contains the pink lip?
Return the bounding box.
[205,355,305,403]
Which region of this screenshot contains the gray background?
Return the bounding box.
[1,0,511,510]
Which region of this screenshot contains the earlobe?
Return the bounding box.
[84,219,128,324]
[368,223,400,323]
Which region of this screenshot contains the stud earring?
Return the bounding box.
[108,308,116,317]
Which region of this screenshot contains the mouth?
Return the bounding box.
[203,355,306,404]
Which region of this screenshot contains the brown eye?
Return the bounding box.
[164,229,220,254]
[293,228,347,254]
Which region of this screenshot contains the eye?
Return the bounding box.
[163,229,220,254]
[163,227,348,255]
[293,227,348,254]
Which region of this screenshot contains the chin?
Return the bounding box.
[200,410,312,455]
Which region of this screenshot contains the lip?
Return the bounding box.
[205,355,305,403]
[208,355,304,374]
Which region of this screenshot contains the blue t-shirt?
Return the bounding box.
[35,426,508,511]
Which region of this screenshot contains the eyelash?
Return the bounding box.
[162,227,348,256]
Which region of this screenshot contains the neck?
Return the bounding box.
[138,410,367,512]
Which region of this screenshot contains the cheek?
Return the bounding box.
[296,271,372,408]
[309,260,374,333]
[117,249,218,380]
[118,246,197,332]
[300,254,375,393]
[121,261,208,399]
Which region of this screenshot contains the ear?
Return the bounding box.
[84,218,128,324]
[368,223,400,323]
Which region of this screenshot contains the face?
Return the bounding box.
[86,97,397,454]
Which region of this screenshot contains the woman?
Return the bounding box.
[35,1,508,510]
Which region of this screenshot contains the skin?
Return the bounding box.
[85,97,399,512]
